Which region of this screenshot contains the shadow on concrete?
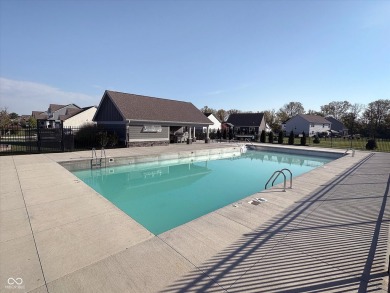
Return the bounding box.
[160,153,390,292]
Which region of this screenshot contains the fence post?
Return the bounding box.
[37,126,41,153]
[61,124,65,152]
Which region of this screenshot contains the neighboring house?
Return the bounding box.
[284,114,331,137]
[201,113,221,133]
[325,116,348,136]
[32,104,80,128]
[60,106,97,128]
[226,113,266,138]
[93,90,213,147]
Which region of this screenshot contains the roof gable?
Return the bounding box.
[95,90,212,125]
[226,113,265,127]
[204,113,221,123]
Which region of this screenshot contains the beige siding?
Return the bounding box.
[63,107,97,128]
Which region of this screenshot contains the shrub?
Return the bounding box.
[313,135,320,144]
[228,128,233,141]
[278,132,284,144]
[366,139,377,150]
[300,131,306,146]
[222,129,227,139]
[74,124,99,147]
[260,130,266,143]
[288,130,294,145]
[268,132,274,143]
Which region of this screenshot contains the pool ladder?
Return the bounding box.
[91,147,106,168]
[344,148,355,157]
[265,168,292,192]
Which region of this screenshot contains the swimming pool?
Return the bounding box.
[73,150,334,235]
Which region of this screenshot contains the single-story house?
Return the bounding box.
[284,114,331,137]
[60,106,97,128]
[226,113,266,139]
[325,116,348,136]
[93,90,213,146]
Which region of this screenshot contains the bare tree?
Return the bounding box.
[278,102,305,119]
[215,109,227,122]
[307,109,323,116]
[200,106,217,115]
[320,101,351,120]
[0,107,11,129]
[226,109,241,115]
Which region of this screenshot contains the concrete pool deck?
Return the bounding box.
[0,142,389,292]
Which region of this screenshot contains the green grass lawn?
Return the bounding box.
[281,137,390,152]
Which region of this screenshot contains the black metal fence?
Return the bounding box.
[0,126,125,155]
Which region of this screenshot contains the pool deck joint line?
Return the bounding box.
[0,142,389,292]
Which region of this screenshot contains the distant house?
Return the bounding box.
[60,106,97,128]
[93,90,213,146]
[284,114,331,137]
[32,104,80,128]
[226,113,266,139]
[201,113,221,133]
[325,116,348,136]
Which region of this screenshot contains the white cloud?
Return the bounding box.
[0,77,99,114]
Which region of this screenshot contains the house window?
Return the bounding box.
[310,124,314,127]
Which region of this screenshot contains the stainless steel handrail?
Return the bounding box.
[265,168,293,192]
[265,170,286,192]
[344,148,355,157]
[91,147,107,168]
[272,168,292,189]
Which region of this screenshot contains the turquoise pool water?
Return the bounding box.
[73,150,333,235]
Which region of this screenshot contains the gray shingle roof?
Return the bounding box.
[298,114,330,124]
[48,104,67,113]
[105,91,212,125]
[226,113,264,127]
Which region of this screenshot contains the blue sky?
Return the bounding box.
[0,0,389,115]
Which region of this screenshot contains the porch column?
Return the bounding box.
[205,126,210,143]
[193,127,196,142]
[187,126,192,144]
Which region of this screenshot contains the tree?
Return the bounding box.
[278,131,284,144]
[0,107,11,130]
[276,110,289,125]
[306,109,323,116]
[260,130,266,143]
[268,132,274,143]
[320,101,351,120]
[279,102,305,118]
[226,109,241,116]
[9,112,19,120]
[215,109,227,122]
[300,131,306,146]
[342,103,364,136]
[264,109,280,132]
[363,99,390,138]
[27,117,37,128]
[288,130,294,145]
[200,106,217,115]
